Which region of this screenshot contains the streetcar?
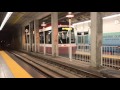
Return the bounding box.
[38,23,77,55]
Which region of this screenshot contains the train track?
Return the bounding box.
[8,51,105,78]
[8,51,81,78]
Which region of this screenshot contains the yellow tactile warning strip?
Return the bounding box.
[0,51,32,78]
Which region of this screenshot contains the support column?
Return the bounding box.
[28,24,31,52]
[34,19,39,53]
[30,21,33,52]
[43,28,46,55]
[26,30,28,51]
[51,12,58,57]
[69,18,72,61]
[19,26,22,50]
[22,26,25,50]
[90,12,103,68]
[17,25,22,50]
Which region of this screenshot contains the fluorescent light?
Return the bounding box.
[72,13,120,26]
[0,12,13,31]
[103,14,120,19]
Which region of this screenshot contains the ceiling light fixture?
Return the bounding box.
[0,12,13,31]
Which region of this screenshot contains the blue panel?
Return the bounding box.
[87,32,120,46]
[103,32,120,46]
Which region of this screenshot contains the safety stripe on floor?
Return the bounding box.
[0,51,32,78]
[0,55,14,78]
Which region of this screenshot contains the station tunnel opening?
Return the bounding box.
[0,30,13,50]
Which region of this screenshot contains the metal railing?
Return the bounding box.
[75,44,90,62]
[101,46,120,69]
[77,44,90,52]
[102,46,120,55]
[102,57,120,69]
[76,44,120,69]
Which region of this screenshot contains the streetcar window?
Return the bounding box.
[78,36,83,44]
[58,32,63,44]
[84,32,88,35]
[27,35,29,43]
[39,32,44,44]
[77,31,89,44]
[25,34,27,43]
[71,31,75,43]
[25,34,29,43]
[85,35,88,44]
[45,30,51,44]
[33,35,34,43]
[25,25,29,44]
[39,27,75,44]
[25,32,29,44]
[77,32,82,35]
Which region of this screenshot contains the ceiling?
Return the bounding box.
[0,12,120,32]
[0,12,47,42]
[0,12,45,31]
[0,12,120,42]
[0,12,7,26]
[8,12,44,25]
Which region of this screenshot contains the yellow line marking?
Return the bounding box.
[0,51,33,78]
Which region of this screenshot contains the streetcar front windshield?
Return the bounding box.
[58,27,75,44]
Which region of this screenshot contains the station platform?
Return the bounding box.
[0,50,32,78]
[21,50,120,78]
[1,49,120,78]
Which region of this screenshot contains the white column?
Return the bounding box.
[22,26,25,50]
[34,19,39,53]
[26,31,28,51]
[90,12,103,68]
[29,22,33,52]
[51,12,58,57]
[28,24,31,52]
[43,27,46,55]
[69,19,72,61]
[26,27,29,51]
